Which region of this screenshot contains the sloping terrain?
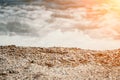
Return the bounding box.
[0,45,120,80]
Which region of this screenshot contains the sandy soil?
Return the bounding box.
[0,45,120,80]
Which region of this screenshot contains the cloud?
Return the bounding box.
[0,1,120,41]
[1,1,120,50]
[0,21,39,36]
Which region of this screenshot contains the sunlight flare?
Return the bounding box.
[109,0,120,8]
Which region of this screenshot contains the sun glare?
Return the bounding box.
[105,0,120,14]
[109,0,120,8]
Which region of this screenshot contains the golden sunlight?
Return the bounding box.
[109,0,120,8]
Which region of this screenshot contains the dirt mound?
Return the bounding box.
[0,45,120,80]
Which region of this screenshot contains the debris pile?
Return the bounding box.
[0,45,120,80]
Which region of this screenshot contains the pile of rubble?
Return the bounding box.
[0,45,120,80]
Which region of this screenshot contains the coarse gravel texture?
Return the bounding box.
[0,45,120,80]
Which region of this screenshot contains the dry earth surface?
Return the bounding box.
[0,45,120,80]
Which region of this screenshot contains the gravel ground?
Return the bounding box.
[0,45,120,80]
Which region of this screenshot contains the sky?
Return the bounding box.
[0,0,120,50]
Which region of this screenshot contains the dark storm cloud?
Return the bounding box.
[0,21,38,36]
[0,0,35,5]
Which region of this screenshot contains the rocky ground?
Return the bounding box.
[0,45,120,80]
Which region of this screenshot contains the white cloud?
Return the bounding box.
[0,1,120,50]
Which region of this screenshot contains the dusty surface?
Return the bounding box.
[0,45,120,80]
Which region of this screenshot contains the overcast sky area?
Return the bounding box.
[0,0,120,50]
